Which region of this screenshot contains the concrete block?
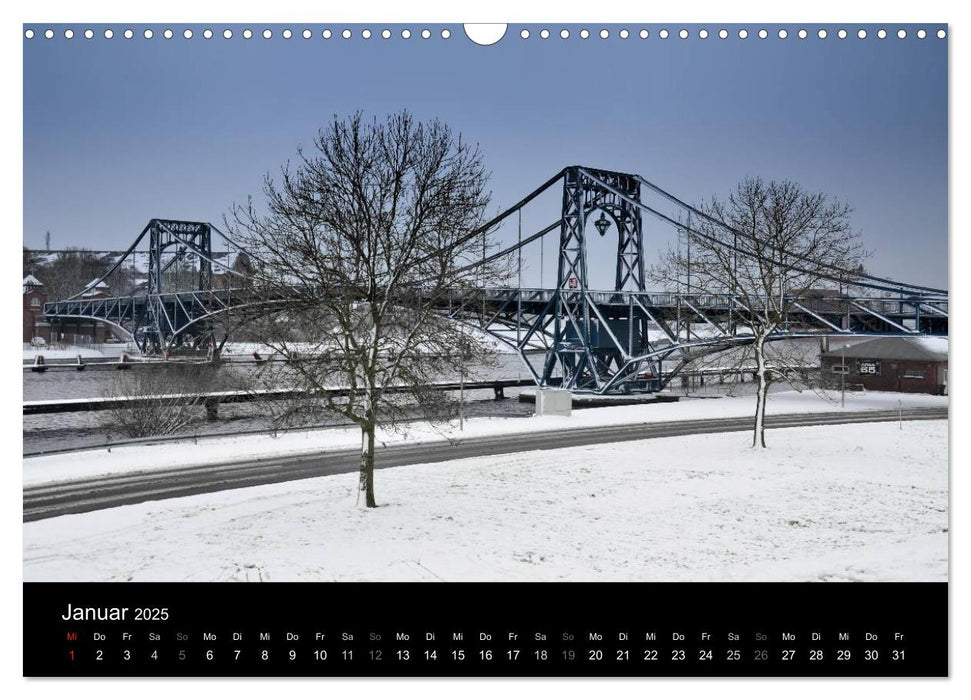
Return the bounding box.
[535,388,572,417]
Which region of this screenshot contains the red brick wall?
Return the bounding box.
[23,288,46,342]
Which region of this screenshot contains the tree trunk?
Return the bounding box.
[359,423,377,508]
[753,335,769,448]
[209,332,229,366]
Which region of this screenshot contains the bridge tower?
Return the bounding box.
[142,219,214,353]
[542,167,649,391]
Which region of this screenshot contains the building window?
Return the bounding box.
[902,369,925,379]
[29,297,41,308]
[831,365,849,374]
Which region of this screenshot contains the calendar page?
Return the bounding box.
[21,16,949,678]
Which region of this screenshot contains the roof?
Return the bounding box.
[822,336,948,362]
[23,275,43,294]
[81,278,111,298]
[212,251,250,274]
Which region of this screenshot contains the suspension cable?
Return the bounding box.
[631,172,947,295]
[580,168,947,297]
[62,221,154,301]
[455,220,561,274]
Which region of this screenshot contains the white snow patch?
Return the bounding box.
[23,347,110,360]
[22,420,948,582]
[912,336,949,355]
[23,389,947,487]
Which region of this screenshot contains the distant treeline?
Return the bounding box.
[23,247,137,302]
[23,247,248,301]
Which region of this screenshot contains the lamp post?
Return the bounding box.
[841,344,846,408]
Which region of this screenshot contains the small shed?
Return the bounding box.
[821,336,948,395]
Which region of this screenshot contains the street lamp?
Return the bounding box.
[841,343,846,408]
[594,212,611,237]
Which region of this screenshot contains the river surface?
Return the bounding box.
[23,353,541,454]
[23,341,805,455]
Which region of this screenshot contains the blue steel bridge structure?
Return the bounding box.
[44,166,948,394]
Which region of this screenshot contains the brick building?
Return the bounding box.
[25,275,118,345]
[821,336,948,395]
[23,275,51,343]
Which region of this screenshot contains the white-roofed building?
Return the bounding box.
[81,278,111,299]
[23,275,50,343]
[821,336,948,395]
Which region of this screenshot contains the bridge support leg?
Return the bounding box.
[493,385,505,400]
[204,398,219,422]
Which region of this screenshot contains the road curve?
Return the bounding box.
[23,407,947,522]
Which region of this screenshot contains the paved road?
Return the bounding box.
[23,407,947,522]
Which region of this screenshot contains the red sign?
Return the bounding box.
[568,277,578,290]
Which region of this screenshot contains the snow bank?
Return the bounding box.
[23,347,110,361]
[22,420,948,582]
[222,329,523,357]
[23,389,947,487]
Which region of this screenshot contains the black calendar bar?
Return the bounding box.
[24,582,947,677]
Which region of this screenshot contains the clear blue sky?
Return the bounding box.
[23,24,947,289]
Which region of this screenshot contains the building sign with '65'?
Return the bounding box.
[857,360,881,376]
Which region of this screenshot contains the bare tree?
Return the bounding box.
[23,246,42,277]
[161,251,206,293]
[33,248,115,301]
[654,177,865,447]
[226,111,504,507]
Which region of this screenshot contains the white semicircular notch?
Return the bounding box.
[464,23,508,46]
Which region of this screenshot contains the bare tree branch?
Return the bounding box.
[224,111,506,506]
[651,176,866,447]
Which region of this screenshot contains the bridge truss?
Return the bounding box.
[44,166,948,393]
[44,219,241,353]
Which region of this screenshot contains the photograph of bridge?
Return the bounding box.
[22,24,947,583]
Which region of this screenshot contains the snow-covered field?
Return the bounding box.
[221,327,520,358]
[23,389,948,487]
[23,420,947,583]
[23,346,113,361]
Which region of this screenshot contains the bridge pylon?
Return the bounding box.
[543,166,651,391]
[141,219,216,353]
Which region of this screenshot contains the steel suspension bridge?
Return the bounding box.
[44,166,948,394]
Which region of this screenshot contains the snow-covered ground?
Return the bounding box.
[22,420,948,583]
[221,327,522,357]
[220,341,321,357]
[22,345,114,361]
[23,389,947,487]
